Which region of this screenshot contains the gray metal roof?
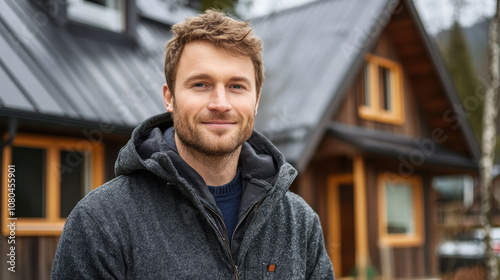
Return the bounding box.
[0,0,176,131]
[252,0,398,169]
[1,0,479,171]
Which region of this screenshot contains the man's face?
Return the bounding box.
[163,40,260,157]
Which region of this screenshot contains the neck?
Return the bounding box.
[174,134,240,186]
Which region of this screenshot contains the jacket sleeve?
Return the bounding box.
[306,213,335,279]
[51,205,126,279]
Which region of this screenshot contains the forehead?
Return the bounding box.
[176,41,255,83]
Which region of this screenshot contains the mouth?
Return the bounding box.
[201,120,237,129]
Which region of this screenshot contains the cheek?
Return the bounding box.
[233,96,258,115]
[242,103,258,118]
[174,98,198,115]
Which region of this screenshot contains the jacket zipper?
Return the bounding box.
[203,204,239,280]
[230,199,264,249]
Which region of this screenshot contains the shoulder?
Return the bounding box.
[282,191,316,214]
[273,191,321,229]
[74,171,165,217]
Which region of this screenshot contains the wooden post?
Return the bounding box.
[353,155,370,280]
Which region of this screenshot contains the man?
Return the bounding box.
[52,10,334,279]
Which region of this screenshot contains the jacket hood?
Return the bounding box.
[114,112,297,196]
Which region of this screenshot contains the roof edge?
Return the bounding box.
[402,0,482,162]
[0,109,133,135]
[327,122,479,171]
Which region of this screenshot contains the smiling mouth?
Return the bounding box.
[201,120,237,128]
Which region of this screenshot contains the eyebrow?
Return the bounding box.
[183,73,253,86]
[229,76,252,86]
[183,73,212,84]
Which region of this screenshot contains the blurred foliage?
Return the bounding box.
[442,20,484,140]
[200,0,241,17]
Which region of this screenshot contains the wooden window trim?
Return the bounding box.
[359,54,404,125]
[2,134,104,236]
[378,173,424,247]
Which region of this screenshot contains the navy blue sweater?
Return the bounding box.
[208,171,242,241]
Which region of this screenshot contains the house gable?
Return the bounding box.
[386,2,479,159]
[325,0,479,169]
[334,28,425,140]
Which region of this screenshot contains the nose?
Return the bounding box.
[207,84,232,112]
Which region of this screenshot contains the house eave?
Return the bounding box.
[0,109,134,136]
[327,122,479,171]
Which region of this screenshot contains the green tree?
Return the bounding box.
[201,0,240,17]
[442,20,483,139]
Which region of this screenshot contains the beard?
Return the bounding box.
[171,104,254,157]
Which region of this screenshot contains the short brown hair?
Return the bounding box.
[164,10,264,95]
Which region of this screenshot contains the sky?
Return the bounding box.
[237,0,497,34]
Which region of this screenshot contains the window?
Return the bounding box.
[358,54,404,125]
[378,173,423,246]
[2,134,104,236]
[67,0,126,32]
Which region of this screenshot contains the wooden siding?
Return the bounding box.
[307,157,354,259]
[304,154,440,278]
[334,29,426,139]
[364,158,438,277]
[0,236,57,280]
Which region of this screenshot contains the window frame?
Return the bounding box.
[358,54,405,125]
[378,173,424,247]
[67,0,126,33]
[2,134,104,236]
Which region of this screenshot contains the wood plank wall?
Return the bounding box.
[364,158,436,278]
[0,236,58,280]
[334,30,426,140]
[304,155,439,278]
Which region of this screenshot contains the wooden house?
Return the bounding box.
[0,0,479,279]
[0,0,198,278]
[252,0,479,278]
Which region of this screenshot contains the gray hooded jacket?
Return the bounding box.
[51,113,335,279]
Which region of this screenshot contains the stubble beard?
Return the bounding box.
[172,104,254,158]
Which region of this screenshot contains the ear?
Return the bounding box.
[254,89,261,116]
[163,83,174,113]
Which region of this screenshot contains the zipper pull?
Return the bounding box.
[234,265,239,280]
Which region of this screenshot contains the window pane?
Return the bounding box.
[68,0,125,32]
[363,64,370,106]
[86,0,106,5]
[386,182,414,234]
[60,150,90,218]
[12,147,46,218]
[379,66,391,111]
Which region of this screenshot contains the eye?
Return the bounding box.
[193,83,205,88]
[231,84,244,90]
